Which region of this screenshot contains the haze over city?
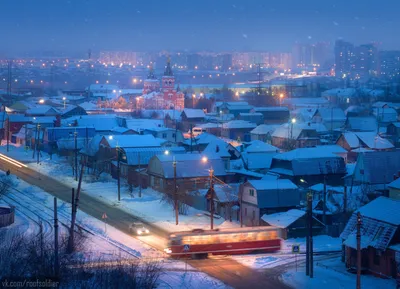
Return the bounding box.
[2,0,400,55]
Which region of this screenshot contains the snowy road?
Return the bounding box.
[0,154,294,289]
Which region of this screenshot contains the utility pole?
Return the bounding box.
[68,160,85,253]
[54,197,59,277]
[173,157,178,225]
[240,184,243,228]
[356,212,362,289]
[209,168,215,230]
[32,125,38,159]
[323,175,327,227]
[138,153,141,198]
[190,124,193,153]
[306,192,310,276]
[6,116,10,152]
[308,192,314,278]
[74,131,78,181]
[116,145,120,202]
[36,124,41,164]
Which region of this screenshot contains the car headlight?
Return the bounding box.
[137,230,142,235]
[145,229,149,233]
[164,248,172,254]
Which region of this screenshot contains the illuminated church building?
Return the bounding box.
[139,59,185,110]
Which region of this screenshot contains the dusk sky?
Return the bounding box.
[2,0,400,55]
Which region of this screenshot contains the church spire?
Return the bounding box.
[164,57,173,76]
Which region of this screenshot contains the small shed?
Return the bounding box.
[261,209,323,239]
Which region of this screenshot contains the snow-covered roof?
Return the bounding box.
[341,197,400,251]
[126,119,164,131]
[272,122,322,140]
[65,115,119,131]
[153,154,227,178]
[322,88,357,98]
[105,134,161,149]
[373,107,398,123]
[244,140,279,153]
[111,127,133,134]
[239,112,263,117]
[25,105,60,115]
[388,177,400,190]
[124,147,185,166]
[253,107,289,112]
[250,124,280,135]
[347,117,377,132]
[273,147,339,161]
[242,152,276,170]
[194,133,220,145]
[291,108,317,122]
[261,209,306,228]
[342,131,394,150]
[282,97,329,107]
[314,145,347,155]
[203,139,233,158]
[247,179,297,191]
[315,108,346,122]
[78,102,98,111]
[182,108,205,119]
[222,120,257,129]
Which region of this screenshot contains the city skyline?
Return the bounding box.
[2,0,400,56]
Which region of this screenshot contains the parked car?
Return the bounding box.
[129,222,150,235]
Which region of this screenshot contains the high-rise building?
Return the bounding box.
[379,51,400,79]
[221,54,233,71]
[334,40,354,78]
[352,44,379,79]
[187,54,201,70]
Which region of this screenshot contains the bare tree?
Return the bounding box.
[0,175,15,199]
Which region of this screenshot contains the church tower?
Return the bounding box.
[143,65,159,95]
[162,57,175,90]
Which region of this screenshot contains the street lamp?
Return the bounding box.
[192,94,196,108]
[62,96,66,109]
[164,150,170,155]
[39,99,45,104]
[279,93,284,107]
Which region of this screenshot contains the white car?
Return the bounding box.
[129,222,150,236]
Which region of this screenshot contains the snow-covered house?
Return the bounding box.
[143,127,185,144]
[312,108,347,130]
[65,115,122,134]
[221,120,257,142]
[388,177,400,200]
[321,88,358,105]
[271,123,321,149]
[340,197,400,278]
[336,131,394,162]
[261,209,323,239]
[252,107,289,124]
[147,154,229,193]
[217,102,254,117]
[373,107,398,125]
[269,147,347,186]
[352,150,400,191]
[386,122,400,147]
[59,105,87,119]
[345,116,378,132]
[181,108,206,123]
[88,84,119,100]
[282,97,329,109]
[25,105,60,117]
[238,113,264,125]
[250,124,280,143]
[240,140,279,173]
[240,179,300,226]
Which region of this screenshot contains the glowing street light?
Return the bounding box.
[164,150,170,155]
[39,99,45,104]
[108,135,113,140]
[291,118,297,124]
[202,156,208,163]
[62,96,66,109]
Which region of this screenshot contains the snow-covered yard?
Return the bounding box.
[232,235,342,269]
[282,256,396,289]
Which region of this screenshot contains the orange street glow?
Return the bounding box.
[0,154,28,168]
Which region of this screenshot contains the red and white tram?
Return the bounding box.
[164,227,281,258]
